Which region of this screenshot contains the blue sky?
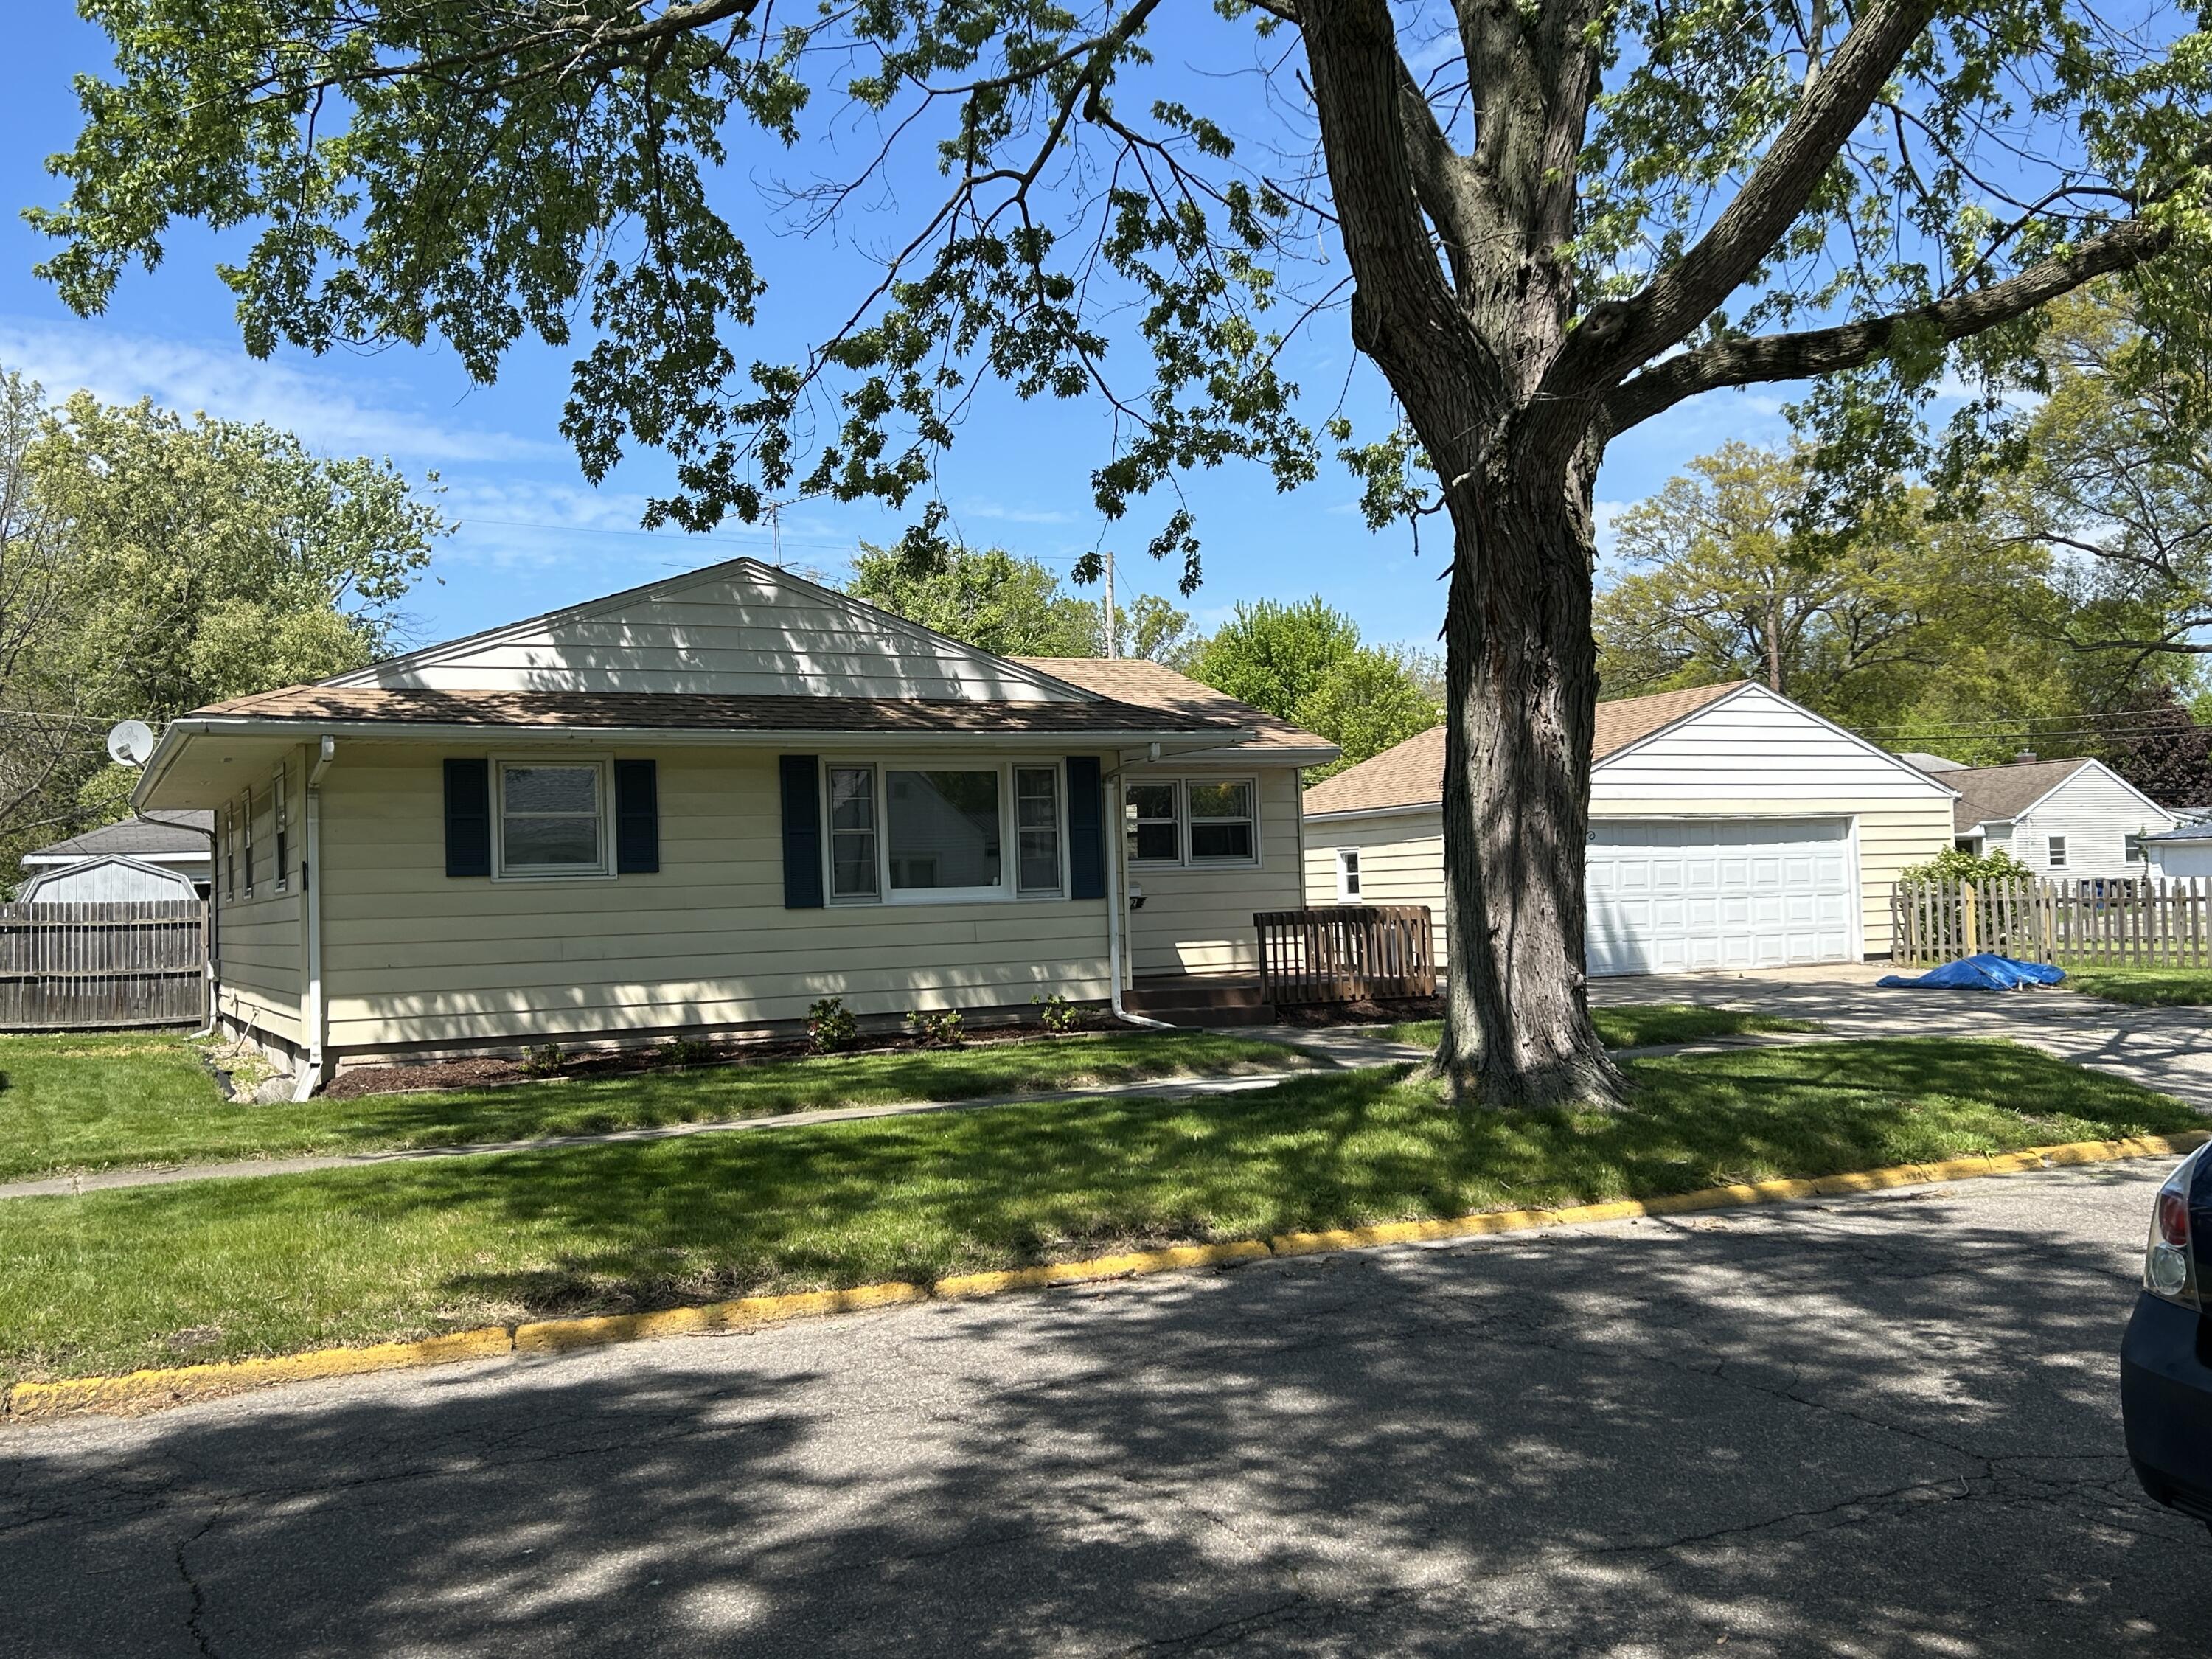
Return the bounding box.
[0,9,1801,661]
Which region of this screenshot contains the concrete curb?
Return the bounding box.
[7,1128,2202,1423]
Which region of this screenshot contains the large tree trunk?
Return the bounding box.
[1430,444,1627,1110]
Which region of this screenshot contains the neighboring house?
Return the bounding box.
[128,559,1335,1084]
[1938,757,2178,879]
[2144,823,2212,880]
[18,811,213,894]
[1301,681,1958,976]
[16,852,201,906]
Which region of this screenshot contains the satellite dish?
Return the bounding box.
[106,720,155,768]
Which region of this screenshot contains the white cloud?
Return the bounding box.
[0,316,561,463]
[959,499,1078,526]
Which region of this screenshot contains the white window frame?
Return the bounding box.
[2047,834,2068,871]
[1335,847,1361,903]
[821,758,1068,906]
[2125,832,2146,864]
[1124,776,1263,869]
[240,790,256,899]
[1012,765,1065,897]
[492,754,616,881]
[272,763,291,894]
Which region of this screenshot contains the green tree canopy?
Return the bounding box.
[0,378,448,867]
[1596,437,2185,765]
[846,543,1190,661]
[1597,444,2041,717]
[1183,598,1439,776]
[32,391,447,719]
[848,544,1103,658]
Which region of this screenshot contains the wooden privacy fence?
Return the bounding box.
[1256,905,1437,1005]
[1891,877,2212,968]
[0,900,209,1030]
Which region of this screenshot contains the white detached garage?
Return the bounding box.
[1301,681,1958,975]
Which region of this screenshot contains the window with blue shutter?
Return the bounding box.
[779,755,824,908]
[614,759,659,874]
[444,759,492,877]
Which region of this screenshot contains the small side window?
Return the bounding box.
[2126,833,2145,864]
[2047,835,2068,870]
[1336,848,1361,902]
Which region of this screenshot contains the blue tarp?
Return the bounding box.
[1877,953,2067,991]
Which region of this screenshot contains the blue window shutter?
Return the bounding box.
[614,759,659,874]
[1067,755,1105,900]
[444,759,492,877]
[779,755,824,908]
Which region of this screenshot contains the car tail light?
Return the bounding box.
[2144,1152,2202,1304]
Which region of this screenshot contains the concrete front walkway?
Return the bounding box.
[0,1071,1302,1203]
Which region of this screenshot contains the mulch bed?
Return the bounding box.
[321,1017,1141,1102]
[1273,995,1441,1029]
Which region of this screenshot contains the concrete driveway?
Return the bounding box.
[4,1162,2201,1657]
[1593,964,2212,1106]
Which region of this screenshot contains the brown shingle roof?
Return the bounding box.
[1944,757,2094,835]
[1013,658,1338,757]
[1302,681,1749,817]
[189,685,1242,738]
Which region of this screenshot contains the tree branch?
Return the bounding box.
[1563,0,1938,386]
[1603,218,2170,434]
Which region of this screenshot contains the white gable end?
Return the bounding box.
[330,559,1088,701]
[2010,762,2178,877]
[1591,683,1955,807]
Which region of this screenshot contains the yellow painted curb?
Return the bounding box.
[513,1281,930,1354]
[8,1127,2205,1422]
[4,1325,515,1419]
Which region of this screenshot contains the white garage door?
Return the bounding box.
[1585,818,1857,977]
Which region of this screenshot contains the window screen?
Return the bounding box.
[500,763,603,872]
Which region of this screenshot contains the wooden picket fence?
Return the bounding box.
[1891,877,2212,968]
[1256,905,1437,1004]
[0,900,209,1030]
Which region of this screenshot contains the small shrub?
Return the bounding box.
[658,1036,713,1068]
[520,1043,566,1078]
[905,1008,966,1047]
[807,996,858,1054]
[1032,992,1082,1034]
[1899,846,2034,887]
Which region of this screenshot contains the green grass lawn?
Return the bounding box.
[0,1029,1310,1182]
[1377,1004,1823,1051]
[2059,965,2212,1007]
[0,1037,2188,1384]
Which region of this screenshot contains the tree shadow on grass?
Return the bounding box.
[4,1162,2202,1657]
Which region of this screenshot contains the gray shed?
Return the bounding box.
[18,853,203,906]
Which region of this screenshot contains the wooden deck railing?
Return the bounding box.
[0,900,209,1030]
[1891,876,2212,967]
[1255,905,1436,1005]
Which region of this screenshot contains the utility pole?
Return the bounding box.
[1102,550,1118,658]
[768,499,784,568]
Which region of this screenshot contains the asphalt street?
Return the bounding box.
[5,1159,2205,1656]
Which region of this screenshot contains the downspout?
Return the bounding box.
[1102,755,1172,1030]
[292,736,336,1101]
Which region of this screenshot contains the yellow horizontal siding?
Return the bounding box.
[1124,765,1306,975]
[315,745,1120,1047]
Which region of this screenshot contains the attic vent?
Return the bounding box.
[2014,751,2037,763]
